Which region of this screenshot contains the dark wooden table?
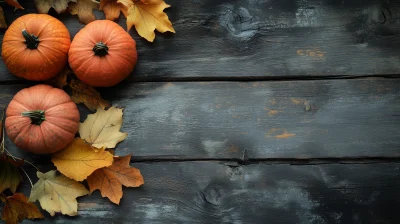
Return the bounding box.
[1,0,400,223]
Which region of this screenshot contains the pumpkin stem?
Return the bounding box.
[93,42,109,56]
[22,29,40,49]
[21,110,45,125]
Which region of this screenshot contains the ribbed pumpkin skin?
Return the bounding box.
[5,85,80,154]
[68,20,137,87]
[1,14,71,81]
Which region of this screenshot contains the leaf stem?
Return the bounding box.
[3,148,34,188]
[3,148,40,171]
[20,167,33,188]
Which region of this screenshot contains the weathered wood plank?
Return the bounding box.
[13,162,400,223]
[2,78,400,160]
[1,0,400,82]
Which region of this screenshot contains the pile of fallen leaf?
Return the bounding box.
[0,0,175,42]
[0,72,145,223]
[0,0,176,222]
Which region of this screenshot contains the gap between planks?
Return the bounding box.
[0,74,399,85]
[129,156,400,166]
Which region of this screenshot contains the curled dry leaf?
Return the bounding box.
[87,154,144,204]
[29,170,89,216]
[35,0,76,14]
[69,0,99,24]
[120,0,175,42]
[79,106,128,149]
[52,138,113,181]
[69,79,111,111]
[1,193,44,224]
[0,7,7,29]
[0,154,23,193]
[5,0,24,10]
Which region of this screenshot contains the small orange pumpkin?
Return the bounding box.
[5,84,80,154]
[68,20,137,87]
[1,14,71,81]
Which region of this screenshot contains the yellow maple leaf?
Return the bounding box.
[69,79,111,111]
[28,171,89,216]
[69,0,99,24]
[117,0,133,7]
[1,193,44,224]
[87,154,144,204]
[79,106,128,149]
[120,0,175,42]
[52,138,113,181]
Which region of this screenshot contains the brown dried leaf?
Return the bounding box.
[0,107,4,146]
[0,154,23,193]
[100,0,122,20]
[87,154,144,204]
[70,79,111,111]
[0,7,7,29]
[69,0,99,24]
[140,0,164,3]
[1,193,44,224]
[35,0,76,14]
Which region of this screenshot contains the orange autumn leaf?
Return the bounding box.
[87,154,144,204]
[99,0,123,20]
[69,0,99,24]
[69,79,111,111]
[52,138,113,181]
[1,193,44,224]
[121,0,175,42]
[5,0,24,9]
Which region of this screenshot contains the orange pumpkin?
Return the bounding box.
[68,20,137,87]
[1,14,71,81]
[5,84,80,154]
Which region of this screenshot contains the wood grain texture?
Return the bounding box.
[3,78,400,161]
[1,0,400,82]
[103,78,400,160]
[13,161,400,224]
